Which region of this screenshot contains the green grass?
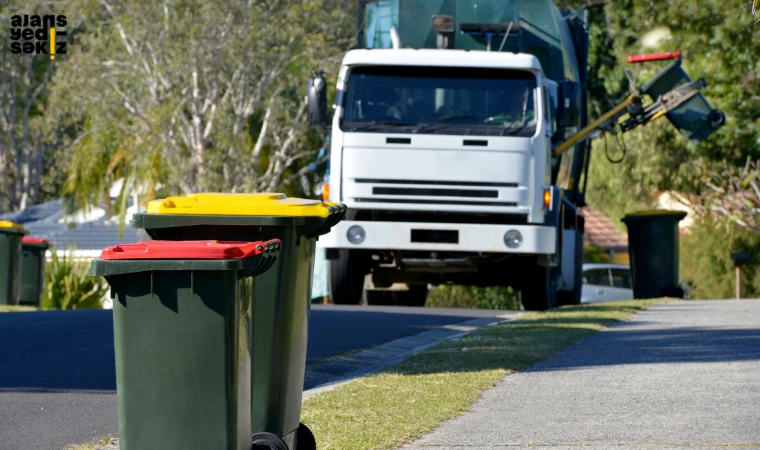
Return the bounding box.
[0,305,38,312]
[64,435,114,449]
[301,299,671,450]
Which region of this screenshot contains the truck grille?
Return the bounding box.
[354,198,518,207]
[372,187,497,198]
[355,178,518,188]
[349,178,523,208]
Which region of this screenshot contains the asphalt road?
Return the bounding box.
[0,305,500,450]
[405,300,760,450]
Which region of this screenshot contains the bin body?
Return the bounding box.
[0,222,28,305]
[19,238,49,306]
[640,59,722,143]
[90,240,280,450]
[621,210,687,299]
[130,194,345,449]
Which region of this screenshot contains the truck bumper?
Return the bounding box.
[320,221,557,254]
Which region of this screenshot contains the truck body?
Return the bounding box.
[314,0,590,310]
[309,0,722,309]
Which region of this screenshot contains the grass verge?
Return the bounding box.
[64,435,114,449]
[0,305,38,312]
[300,299,671,450]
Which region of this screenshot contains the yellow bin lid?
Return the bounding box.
[0,221,27,233]
[146,193,340,218]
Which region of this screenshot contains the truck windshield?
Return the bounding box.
[341,66,538,137]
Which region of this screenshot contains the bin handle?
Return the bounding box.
[242,239,282,278]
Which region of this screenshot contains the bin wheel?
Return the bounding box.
[295,422,316,450]
[520,267,559,311]
[252,432,289,450]
[329,249,366,305]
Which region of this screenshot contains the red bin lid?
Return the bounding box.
[22,237,48,244]
[99,240,280,260]
[627,52,681,63]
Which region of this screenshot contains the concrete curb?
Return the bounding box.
[302,314,518,400]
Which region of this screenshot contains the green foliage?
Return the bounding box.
[427,285,521,310]
[50,0,356,229]
[583,245,611,263]
[574,0,760,223]
[680,216,760,299]
[42,248,109,310]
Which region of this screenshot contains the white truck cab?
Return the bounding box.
[319,49,569,308]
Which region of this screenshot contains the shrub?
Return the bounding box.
[427,284,521,310]
[43,248,109,310]
[680,216,760,299]
[584,245,611,263]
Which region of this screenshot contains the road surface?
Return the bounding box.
[405,300,760,450]
[0,305,503,450]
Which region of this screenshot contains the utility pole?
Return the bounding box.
[736,266,742,300]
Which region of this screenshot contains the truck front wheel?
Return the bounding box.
[329,249,367,305]
[520,267,559,311]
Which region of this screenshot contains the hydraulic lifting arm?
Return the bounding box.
[552,52,725,211]
[554,76,709,158]
[554,53,724,157]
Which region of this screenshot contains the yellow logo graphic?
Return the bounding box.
[9,13,67,60]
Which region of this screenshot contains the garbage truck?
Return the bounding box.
[306,0,725,310]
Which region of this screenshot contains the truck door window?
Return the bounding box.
[342,65,539,137]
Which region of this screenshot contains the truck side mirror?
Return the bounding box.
[558,81,581,128]
[306,74,328,126]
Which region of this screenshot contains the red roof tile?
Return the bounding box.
[582,207,628,250]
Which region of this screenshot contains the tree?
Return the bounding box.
[0,1,59,212]
[571,0,760,223]
[55,0,355,224]
[693,157,760,232]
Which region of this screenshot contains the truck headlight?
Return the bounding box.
[504,230,523,249]
[347,226,366,245]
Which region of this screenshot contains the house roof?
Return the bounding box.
[582,207,628,251]
[0,200,149,251]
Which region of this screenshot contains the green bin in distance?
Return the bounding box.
[89,239,281,450]
[130,193,346,450]
[0,221,29,305]
[19,237,49,306]
[621,210,687,299]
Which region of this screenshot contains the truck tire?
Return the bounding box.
[329,250,366,305]
[521,267,558,311]
[557,228,583,307]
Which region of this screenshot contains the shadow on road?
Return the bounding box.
[379,301,760,378]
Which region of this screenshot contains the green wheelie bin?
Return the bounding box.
[130,193,346,450]
[0,221,29,305]
[89,239,281,450]
[19,237,49,306]
[640,58,725,143]
[621,210,688,299]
